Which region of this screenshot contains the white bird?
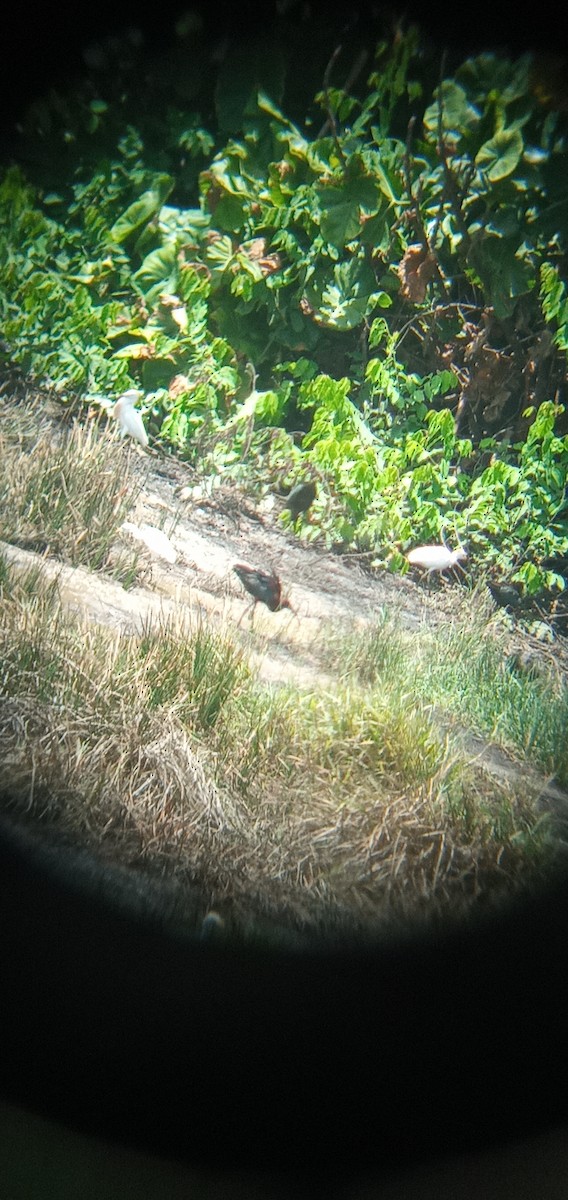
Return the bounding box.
[113,389,148,448]
[120,521,177,563]
[406,543,467,586]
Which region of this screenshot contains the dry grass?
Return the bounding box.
[0,384,142,583]
[0,556,557,944]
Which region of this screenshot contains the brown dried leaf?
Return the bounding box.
[258,254,282,277]
[246,238,267,260]
[299,296,315,316]
[398,244,437,303]
[168,375,192,399]
[239,238,282,277]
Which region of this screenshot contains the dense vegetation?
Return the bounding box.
[1,18,567,595]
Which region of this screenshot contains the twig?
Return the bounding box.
[403,116,449,295]
[394,301,483,350]
[436,52,473,253]
[318,43,347,167]
[316,47,369,139]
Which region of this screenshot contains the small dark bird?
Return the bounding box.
[541,556,568,578]
[200,911,226,942]
[487,581,522,610]
[507,650,546,680]
[283,480,317,520]
[233,563,293,614]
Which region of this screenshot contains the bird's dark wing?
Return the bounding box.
[285,482,317,516]
[233,564,276,607]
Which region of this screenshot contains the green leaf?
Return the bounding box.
[475,128,524,181]
[204,235,236,281]
[468,236,535,317]
[423,81,480,137]
[257,91,292,124]
[159,206,210,241]
[112,342,155,359]
[215,42,285,132]
[319,176,380,248]
[214,192,249,234]
[110,177,174,243]
[132,244,178,299]
[307,254,389,331]
[368,317,390,349]
[457,53,531,108]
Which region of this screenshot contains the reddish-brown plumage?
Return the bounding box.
[233,563,293,613]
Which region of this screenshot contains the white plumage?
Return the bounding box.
[120,521,177,564]
[113,389,148,448]
[406,544,467,575]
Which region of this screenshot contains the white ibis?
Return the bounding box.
[406,543,467,586]
[113,389,148,448]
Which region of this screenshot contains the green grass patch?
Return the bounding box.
[327,600,568,788]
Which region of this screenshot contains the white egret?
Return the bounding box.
[113,389,148,448]
[120,521,177,564]
[406,543,467,586]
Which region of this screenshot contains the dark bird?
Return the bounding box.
[541,556,568,578]
[507,650,546,680]
[233,563,293,614]
[487,581,522,610]
[200,911,226,942]
[282,480,317,520]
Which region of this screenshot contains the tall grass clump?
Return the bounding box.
[412,616,568,787]
[328,601,568,788]
[0,390,141,581]
[137,620,250,731]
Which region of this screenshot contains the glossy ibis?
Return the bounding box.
[233,563,294,619]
